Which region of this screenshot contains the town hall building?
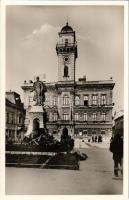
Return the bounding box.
[21,22,115,139]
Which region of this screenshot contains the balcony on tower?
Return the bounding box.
[56,22,78,58]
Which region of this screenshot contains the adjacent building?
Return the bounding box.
[6,91,26,143]
[112,111,124,136]
[22,22,115,139]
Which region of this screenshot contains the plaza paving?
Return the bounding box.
[6,141,123,195]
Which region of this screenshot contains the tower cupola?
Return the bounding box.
[56,22,78,83]
[61,22,73,33]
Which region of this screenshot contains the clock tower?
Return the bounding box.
[56,22,78,83]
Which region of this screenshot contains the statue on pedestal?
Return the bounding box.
[33,76,47,105]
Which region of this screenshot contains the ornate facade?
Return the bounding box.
[22,22,115,139]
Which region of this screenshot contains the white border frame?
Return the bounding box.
[0,1,128,200]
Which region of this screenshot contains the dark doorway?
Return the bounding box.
[33,118,40,131]
[62,127,68,136]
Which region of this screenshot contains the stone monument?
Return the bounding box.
[25,76,47,137]
[33,76,47,106]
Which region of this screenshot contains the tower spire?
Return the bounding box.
[66,16,68,26]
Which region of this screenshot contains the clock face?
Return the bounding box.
[63,56,69,63]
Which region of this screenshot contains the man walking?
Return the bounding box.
[109,133,123,177]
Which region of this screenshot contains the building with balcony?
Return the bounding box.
[21,22,115,139]
[6,91,26,143]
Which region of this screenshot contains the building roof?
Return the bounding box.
[115,115,123,122]
[6,91,25,110]
[61,22,73,33]
[21,79,115,91]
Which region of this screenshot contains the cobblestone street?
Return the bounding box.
[6,141,123,195]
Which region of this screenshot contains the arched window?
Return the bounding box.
[75,96,80,105]
[64,65,68,77]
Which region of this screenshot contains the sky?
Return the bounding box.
[6,5,124,113]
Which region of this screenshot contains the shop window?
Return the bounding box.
[101,131,105,135]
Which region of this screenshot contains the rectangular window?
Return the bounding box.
[45,96,49,106]
[84,113,88,121]
[93,113,97,121]
[19,115,22,124]
[6,112,9,123]
[83,130,88,135]
[29,96,33,103]
[101,95,106,105]
[63,95,69,105]
[53,113,58,121]
[102,113,106,121]
[84,95,88,106]
[53,96,57,106]
[12,113,15,124]
[63,113,69,120]
[75,96,80,105]
[65,39,68,46]
[75,113,79,121]
[9,113,14,124]
[92,95,97,105]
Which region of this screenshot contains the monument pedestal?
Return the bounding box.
[25,105,45,136]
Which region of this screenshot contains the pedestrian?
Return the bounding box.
[95,135,97,142]
[98,135,102,143]
[109,133,123,177]
[92,135,94,143]
[110,136,113,143]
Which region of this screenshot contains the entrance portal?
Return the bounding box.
[62,127,68,136]
[33,118,40,131]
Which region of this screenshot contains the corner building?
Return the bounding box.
[22,22,115,139]
[6,91,26,142]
